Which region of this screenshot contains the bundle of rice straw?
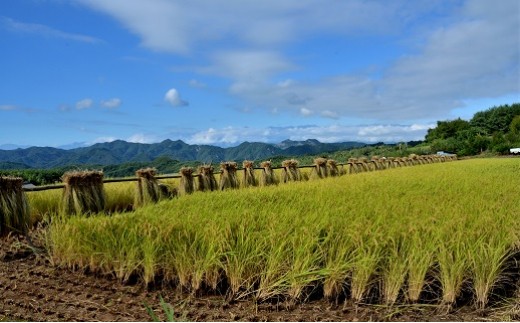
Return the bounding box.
[242,160,257,187]
[198,165,218,192]
[179,167,195,195]
[281,159,301,182]
[135,168,162,207]
[311,157,328,179]
[219,162,239,190]
[259,161,277,186]
[327,159,342,176]
[62,170,105,215]
[0,176,30,236]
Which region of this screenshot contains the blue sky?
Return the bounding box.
[1,0,518,148]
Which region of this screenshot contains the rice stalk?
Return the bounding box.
[0,176,30,236]
[219,162,239,190]
[310,158,328,179]
[62,170,105,215]
[242,160,257,188]
[259,161,278,186]
[135,168,162,207]
[178,167,195,195]
[281,160,301,182]
[197,165,218,192]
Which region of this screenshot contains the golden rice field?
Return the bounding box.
[35,158,519,309]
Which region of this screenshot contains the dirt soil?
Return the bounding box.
[1,233,518,322]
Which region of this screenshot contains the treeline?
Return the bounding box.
[425,103,520,156]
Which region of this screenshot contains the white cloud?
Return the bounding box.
[189,79,205,88]
[127,133,157,144]
[300,108,313,116]
[101,98,122,109]
[76,98,94,110]
[92,136,117,144]
[184,123,434,146]
[79,0,404,54]
[2,17,102,44]
[164,88,188,107]
[0,105,17,111]
[80,0,519,122]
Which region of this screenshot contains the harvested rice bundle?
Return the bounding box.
[370,156,382,171]
[259,161,277,186]
[135,168,162,207]
[327,159,343,176]
[62,170,105,215]
[310,158,328,179]
[242,160,257,187]
[346,158,357,174]
[357,157,370,172]
[179,167,195,195]
[0,176,30,236]
[219,162,239,190]
[198,165,218,192]
[281,159,301,182]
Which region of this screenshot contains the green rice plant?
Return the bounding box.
[46,158,520,309]
[0,176,30,236]
[381,234,410,305]
[406,231,435,303]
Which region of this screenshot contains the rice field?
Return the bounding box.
[41,158,519,308]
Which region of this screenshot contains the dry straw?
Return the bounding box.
[259,161,277,186]
[219,162,239,190]
[281,159,301,182]
[0,176,30,236]
[179,167,195,195]
[135,168,162,207]
[311,158,329,179]
[327,159,343,176]
[242,160,257,188]
[198,165,218,192]
[62,170,105,215]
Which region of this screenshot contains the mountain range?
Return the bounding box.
[0,139,366,169]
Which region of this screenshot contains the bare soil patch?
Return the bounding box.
[1,233,518,322]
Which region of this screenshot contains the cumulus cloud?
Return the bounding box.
[75,98,94,110]
[299,108,313,116]
[80,0,519,122]
[184,123,434,146]
[101,98,122,109]
[164,88,188,107]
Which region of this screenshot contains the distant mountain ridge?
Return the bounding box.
[0,139,366,169]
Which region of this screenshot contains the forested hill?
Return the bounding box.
[0,139,365,169]
[425,103,520,156]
